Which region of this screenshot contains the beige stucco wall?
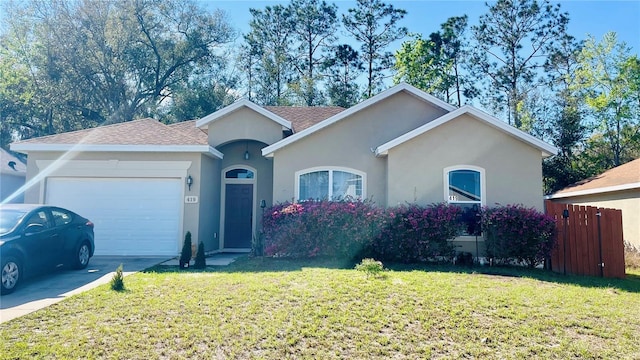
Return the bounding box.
[387,114,544,211]
[552,190,640,249]
[271,91,449,205]
[21,151,208,247]
[207,107,284,147]
[218,140,273,248]
[198,154,221,252]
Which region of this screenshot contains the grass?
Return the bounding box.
[1,257,640,359]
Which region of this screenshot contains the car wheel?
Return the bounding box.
[1,256,21,295]
[75,242,91,270]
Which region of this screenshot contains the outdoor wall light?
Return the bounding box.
[244,141,250,160]
[186,175,193,191]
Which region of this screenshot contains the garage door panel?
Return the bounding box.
[46,178,182,256]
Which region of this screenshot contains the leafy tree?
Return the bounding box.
[324,44,363,107]
[540,35,589,193]
[471,0,569,128]
[574,32,640,167]
[342,0,407,98]
[289,0,338,106]
[245,4,296,105]
[164,70,239,123]
[394,16,475,106]
[0,0,235,143]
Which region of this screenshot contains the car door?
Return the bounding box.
[49,207,82,266]
[21,210,61,273]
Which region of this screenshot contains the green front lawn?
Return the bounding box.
[2,257,639,359]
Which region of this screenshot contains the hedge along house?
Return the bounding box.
[11,83,557,257]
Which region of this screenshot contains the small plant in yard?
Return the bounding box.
[193,241,206,269]
[180,231,192,268]
[110,264,125,291]
[355,258,385,278]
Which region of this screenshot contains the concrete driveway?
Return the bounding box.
[0,256,167,323]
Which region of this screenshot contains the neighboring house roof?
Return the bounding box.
[265,106,345,132]
[261,83,459,157]
[375,105,558,158]
[11,118,222,158]
[0,148,26,176]
[547,158,640,199]
[195,98,293,130]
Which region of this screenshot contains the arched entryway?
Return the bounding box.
[221,165,257,250]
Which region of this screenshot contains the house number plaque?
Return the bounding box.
[185,196,199,204]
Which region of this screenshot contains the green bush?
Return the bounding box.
[355,258,385,278]
[180,231,192,268]
[194,241,206,269]
[110,264,125,291]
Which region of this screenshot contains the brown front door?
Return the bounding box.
[224,184,253,248]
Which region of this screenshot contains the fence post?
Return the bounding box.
[562,207,569,275]
[597,210,604,277]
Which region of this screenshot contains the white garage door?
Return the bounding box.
[46,177,182,256]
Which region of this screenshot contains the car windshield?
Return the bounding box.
[0,209,29,235]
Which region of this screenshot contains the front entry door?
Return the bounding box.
[224,184,253,248]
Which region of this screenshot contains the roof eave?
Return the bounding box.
[196,98,292,130]
[262,83,458,157]
[546,182,640,199]
[10,143,223,159]
[373,105,558,158]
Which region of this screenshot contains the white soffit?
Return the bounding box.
[10,144,223,159]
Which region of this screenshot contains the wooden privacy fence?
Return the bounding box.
[545,200,625,279]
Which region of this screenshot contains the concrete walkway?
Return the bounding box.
[160,253,244,266]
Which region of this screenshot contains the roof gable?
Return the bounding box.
[548,157,640,198]
[261,83,457,157]
[374,105,557,158]
[195,98,292,130]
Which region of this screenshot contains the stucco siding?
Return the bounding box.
[208,107,284,147]
[198,154,221,252]
[271,91,449,205]
[387,114,544,210]
[552,190,640,249]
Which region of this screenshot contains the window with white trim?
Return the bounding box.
[297,168,364,201]
[445,166,485,235]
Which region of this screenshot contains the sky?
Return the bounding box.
[204,0,640,55]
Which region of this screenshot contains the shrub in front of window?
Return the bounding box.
[481,204,556,267]
[367,203,463,263]
[262,199,382,259]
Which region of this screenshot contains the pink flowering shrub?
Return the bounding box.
[262,200,463,262]
[480,204,557,267]
[366,203,463,263]
[262,199,383,259]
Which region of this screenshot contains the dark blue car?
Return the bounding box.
[0,204,95,295]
